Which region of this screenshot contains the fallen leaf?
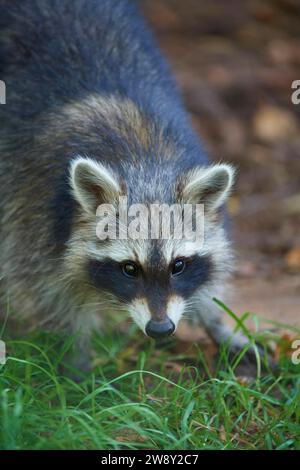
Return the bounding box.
[164,361,185,373]
[253,105,298,142]
[219,425,226,442]
[236,376,252,386]
[115,428,147,443]
[227,196,241,216]
[275,332,299,360]
[146,394,166,404]
[285,247,300,272]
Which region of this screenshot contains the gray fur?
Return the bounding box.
[0,0,256,371]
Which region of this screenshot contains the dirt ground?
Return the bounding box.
[143,0,300,330]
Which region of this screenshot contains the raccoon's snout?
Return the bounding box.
[145,318,175,339]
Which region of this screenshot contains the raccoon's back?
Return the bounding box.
[0,0,180,122]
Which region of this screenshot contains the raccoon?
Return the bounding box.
[0,0,256,371]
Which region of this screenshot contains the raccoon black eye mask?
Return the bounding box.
[88,254,213,303]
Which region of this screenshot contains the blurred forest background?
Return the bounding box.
[143,0,300,329]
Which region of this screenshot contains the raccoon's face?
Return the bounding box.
[68,157,235,339]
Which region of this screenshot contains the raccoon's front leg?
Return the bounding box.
[190,300,270,367]
[62,315,95,376]
[69,333,92,374]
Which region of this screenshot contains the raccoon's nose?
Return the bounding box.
[145,318,175,339]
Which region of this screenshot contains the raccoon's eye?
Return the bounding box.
[122,261,139,278]
[171,258,186,276]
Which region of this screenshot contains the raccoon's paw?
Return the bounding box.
[227,341,277,373]
[59,350,92,382]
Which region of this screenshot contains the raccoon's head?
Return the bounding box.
[67,156,235,339]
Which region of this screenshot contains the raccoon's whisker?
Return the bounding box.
[48,256,67,263]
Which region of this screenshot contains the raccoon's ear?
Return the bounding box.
[70,157,121,215]
[179,164,235,212]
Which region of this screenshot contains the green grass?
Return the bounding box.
[0,306,299,450]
